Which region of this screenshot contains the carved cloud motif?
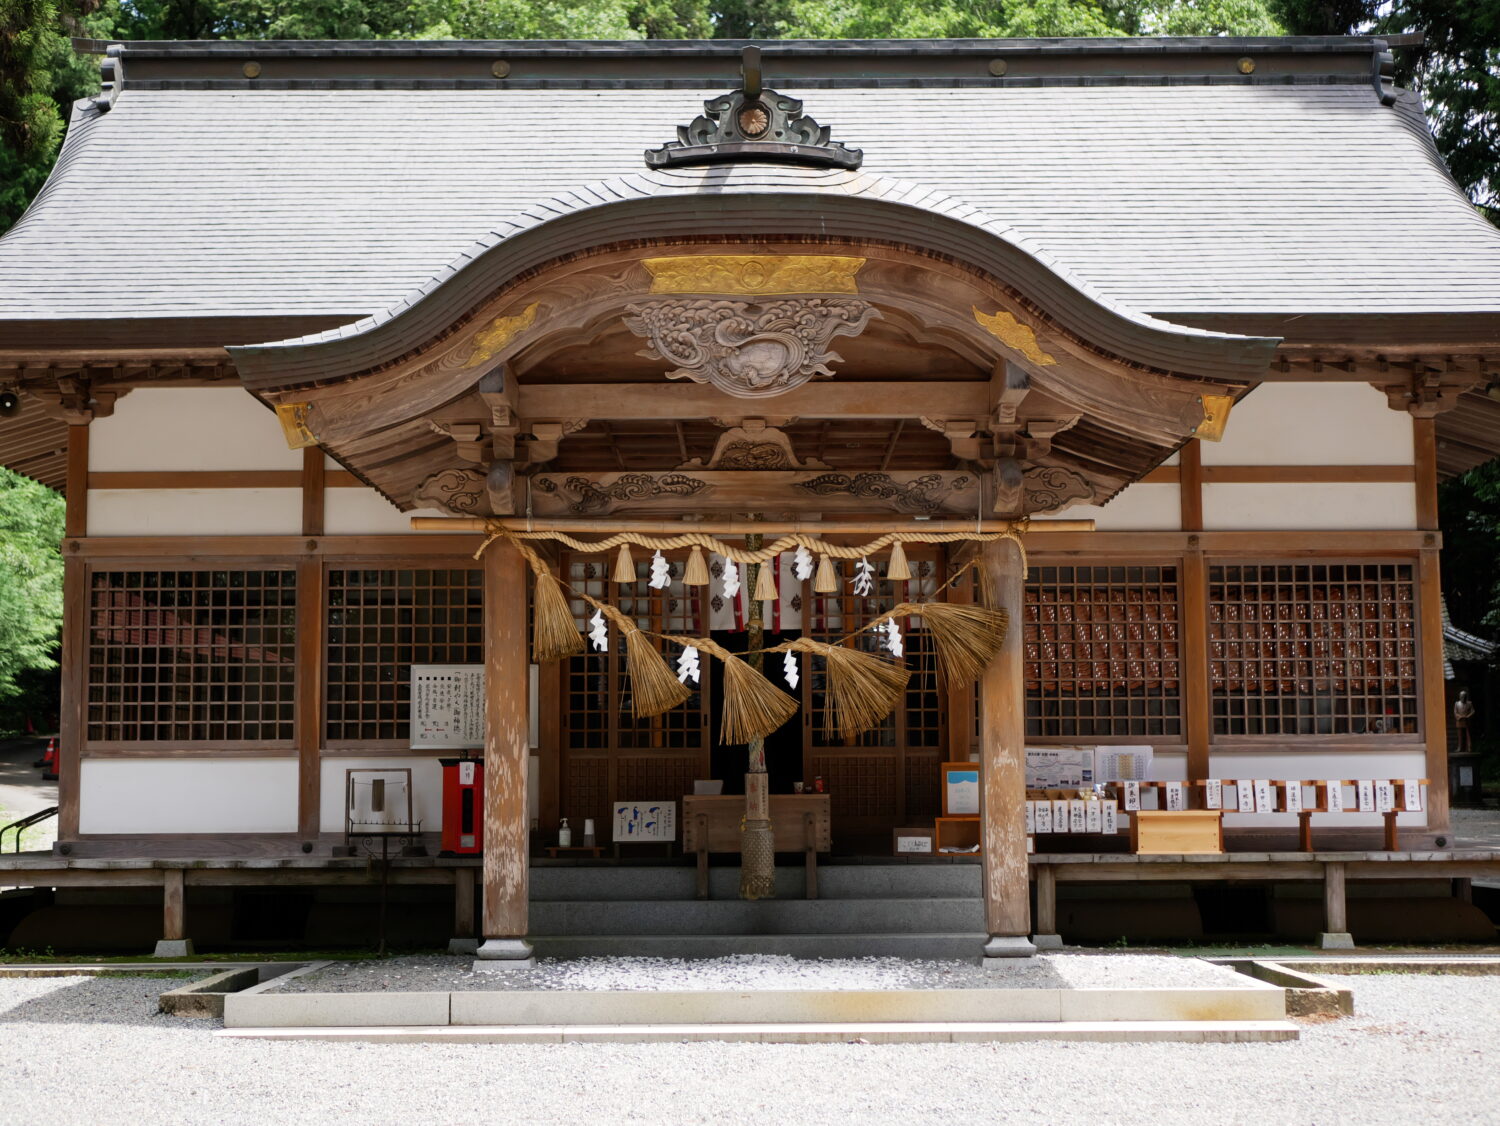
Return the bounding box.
[623,297,879,399]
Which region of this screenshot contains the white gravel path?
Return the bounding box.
[3,971,1499,1125]
[269,952,1255,992]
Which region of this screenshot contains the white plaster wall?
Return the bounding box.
[1209,749,1429,829]
[319,754,542,833]
[91,387,299,471]
[323,488,449,535]
[1201,482,1416,530]
[1062,483,1180,531]
[1202,383,1412,466]
[79,758,297,834]
[88,489,302,536]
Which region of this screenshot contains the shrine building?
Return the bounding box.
[2,35,1500,960]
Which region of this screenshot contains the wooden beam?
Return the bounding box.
[1323,861,1348,935]
[481,540,531,946]
[301,448,325,537]
[517,381,990,422]
[65,425,88,536]
[1179,440,1202,531]
[1418,549,1450,834]
[162,867,185,942]
[1201,465,1415,484]
[979,537,1031,946]
[414,517,1094,535]
[294,561,325,841]
[87,471,304,490]
[453,865,476,941]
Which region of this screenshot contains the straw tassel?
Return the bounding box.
[813,554,838,593]
[531,567,586,662]
[886,540,912,582]
[753,556,779,601]
[591,601,690,717]
[776,638,909,740]
[891,600,1010,684]
[681,636,798,744]
[612,543,636,584]
[683,545,710,586]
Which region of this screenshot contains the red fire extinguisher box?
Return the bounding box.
[439,757,484,856]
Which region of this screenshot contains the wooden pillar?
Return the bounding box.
[300,446,325,536]
[453,866,476,937]
[1182,549,1211,785]
[1321,860,1352,947]
[294,559,325,841]
[979,537,1034,956]
[1034,863,1058,939]
[153,868,193,957]
[478,540,532,961]
[1178,439,1203,532]
[1414,417,1449,836]
[57,425,89,843]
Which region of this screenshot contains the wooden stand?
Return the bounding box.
[682,794,831,899]
[1131,810,1224,855]
[935,816,981,855]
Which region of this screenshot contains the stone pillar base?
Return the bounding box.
[447,938,480,955]
[1318,932,1355,950]
[982,935,1037,963]
[153,939,194,958]
[1031,934,1064,950]
[473,937,535,972]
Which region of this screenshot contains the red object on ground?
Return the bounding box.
[40,738,58,780]
[439,756,484,856]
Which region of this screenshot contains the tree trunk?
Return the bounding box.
[740,530,776,900]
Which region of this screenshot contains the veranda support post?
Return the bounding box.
[475,539,533,968]
[980,537,1035,961]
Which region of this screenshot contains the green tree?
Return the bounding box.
[0,468,64,700]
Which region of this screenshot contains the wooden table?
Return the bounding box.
[682,794,832,899]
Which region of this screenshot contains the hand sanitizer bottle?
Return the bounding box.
[558,817,572,848]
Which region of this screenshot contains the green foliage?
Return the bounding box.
[0,467,65,700]
[1439,460,1500,634]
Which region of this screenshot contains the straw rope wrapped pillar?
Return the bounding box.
[475,538,534,969]
[740,530,777,901]
[980,536,1035,960]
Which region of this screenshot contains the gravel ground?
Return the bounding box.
[3,970,1499,1125]
[269,952,1255,992]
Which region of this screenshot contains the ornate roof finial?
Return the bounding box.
[645,45,862,171]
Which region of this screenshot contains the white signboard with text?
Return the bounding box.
[411,664,485,750]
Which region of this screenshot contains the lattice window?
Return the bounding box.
[1209,562,1419,737]
[86,569,297,744]
[1024,564,1182,738]
[325,568,483,743]
[563,554,707,752]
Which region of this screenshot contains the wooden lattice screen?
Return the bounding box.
[325,568,483,744]
[86,568,297,745]
[1024,564,1183,739]
[1208,561,1420,736]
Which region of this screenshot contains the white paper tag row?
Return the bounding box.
[1236,780,1255,812]
[1034,801,1054,834]
[1375,780,1395,814]
[1203,779,1222,810]
[1402,779,1423,812]
[1253,779,1273,814]
[1123,781,1141,811]
[1325,780,1344,813]
[1284,781,1303,814]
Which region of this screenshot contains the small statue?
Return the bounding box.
[1454,690,1476,753]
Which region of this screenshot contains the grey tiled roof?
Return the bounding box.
[3,81,1499,323]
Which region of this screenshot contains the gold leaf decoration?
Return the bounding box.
[274,401,317,449]
[1195,393,1234,442]
[465,302,540,367]
[972,307,1057,366]
[644,255,864,296]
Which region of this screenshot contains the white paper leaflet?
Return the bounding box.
[1284,781,1303,813]
[1122,781,1140,811]
[1375,780,1395,813]
[1034,800,1053,833]
[1052,799,1070,833]
[588,608,608,652]
[1070,800,1087,833]
[1025,801,1035,834]
[852,556,875,596]
[1236,779,1254,812]
[1102,800,1118,835]
[1402,779,1422,812]
[648,550,671,590]
[1204,779,1222,810]
[1357,780,1375,812]
[882,617,904,658]
[720,557,741,600]
[783,650,800,690]
[1325,780,1344,812]
[793,545,814,581]
[1165,782,1185,811]
[1085,800,1102,833]
[675,645,700,685]
[1253,779,1273,813]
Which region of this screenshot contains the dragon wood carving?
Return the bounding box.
[532,472,709,515]
[623,297,878,398]
[793,472,977,516]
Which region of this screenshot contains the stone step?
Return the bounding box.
[219,1021,1300,1045]
[529,897,984,936]
[529,864,980,902]
[528,931,990,960]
